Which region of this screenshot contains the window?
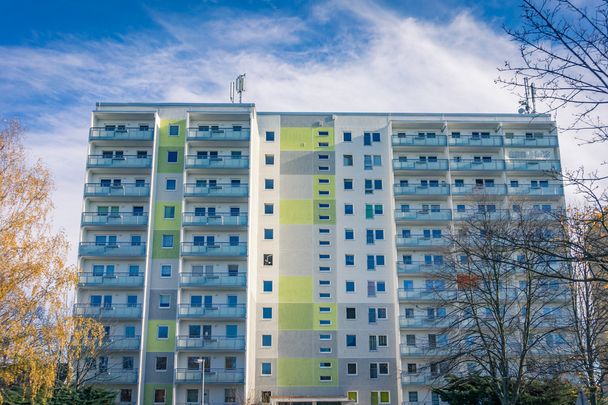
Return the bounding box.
[347,363,358,375]
[343,179,353,190]
[264,179,274,190]
[225,388,236,403]
[346,334,357,347]
[408,392,418,403]
[167,151,178,163]
[164,206,175,219]
[169,125,179,136]
[262,307,272,319]
[264,229,274,240]
[346,307,356,319]
[155,356,167,371]
[320,347,332,353]
[345,229,354,240]
[160,264,171,278]
[348,392,358,403]
[344,132,352,142]
[319,280,331,286]
[264,204,274,214]
[162,234,173,248]
[165,179,176,190]
[159,295,170,308]
[344,204,354,215]
[186,390,198,403]
[263,254,273,266]
[154,389,166,404]
[120,389,132,403]
[262,334,272,347]
[157,325,169,339]
[345,255,355,266]
[319,292,331,299]
[263,280,273,292]
[265,154,275,165]
[343,155,353,166]
[265,131,275,141]
[346,281,355,292]
[319,334,332,341]
[261,362,272,375]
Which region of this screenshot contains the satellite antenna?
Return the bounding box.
[229,73,246,103]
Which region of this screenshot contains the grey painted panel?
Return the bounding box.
[147,289,177,320]
[280,115,333,127]
[279,225,314,276]
[280,151,314,175]
[154,173,184,201]
[278,175,312,199]
[148,259,180,289]
[144,352,175,384]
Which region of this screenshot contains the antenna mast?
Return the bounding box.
[229,73,247,103]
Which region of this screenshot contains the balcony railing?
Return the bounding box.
[185,155,249,169]
[78,272,144,288]
[184,183,249,198]
[79,242,146,257]
[449,135,503,147]
[452,209,510,221]
[84,183,150,198]
[176,336,246,351]
[392,160,448,171]
[89,127,153,141]
[395,236,448,248]
[87,155,152,169]
[451,184,507,195]
[177,304,246,319]
[74,304,143,319]
[401,373,443,385]
[103,336,141,351]
[182,212,248,227]
[505,160,561,171]
[393,185,450,196]
[174,368,245,384]
[179,273,247,288]
[85,368,139,384]
[395,209,452,221]
[400,344,449,356]
[450,160,505,171]
[504,136,558,147]
[399,315,452,328]
[397,262,445,274]
[397,288,457,301]
[187,127,250,141]
[507,184,564,196]
[181,242,247,257]
[81,212,148,226]
[392,134,447,146]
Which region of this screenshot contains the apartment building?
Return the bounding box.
[75,103,565,405]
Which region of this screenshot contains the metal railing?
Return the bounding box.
[185,155,249,169]
[87,155,152,168]
[177,304,246,319]
[81,212,148,226]
[179,272,247,288]
[392,134,448,146]
[84,183,150,197]
[184,183,249,197]
[73,304,143,319]
[394,185,450,196]
[187,128,250,141]
[78,242,146,257]
[182,212,248,226]
[175,336,246,351]
[392,160,449,170]
[89,127,153,141]
[181,242,247,256]
[174,368,245,383]
[78,272,144,288]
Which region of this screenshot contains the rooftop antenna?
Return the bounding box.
[530,82,537,114]
[518,77,536,114]
[230,73,246,103]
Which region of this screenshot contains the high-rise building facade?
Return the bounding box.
[76,103,564,405]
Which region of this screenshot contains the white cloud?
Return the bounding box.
[2,0,606,264]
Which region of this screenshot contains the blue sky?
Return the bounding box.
[0,0,604,262]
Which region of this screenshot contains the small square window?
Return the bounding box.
[266,131,275,142]
[162,234,173,248]
[265,179,274,190]
[344,179,353,190]
[165,179,176,190]
[263,254,273,266]
[167,151,178,163]
[264,228,274,240]
[155,356,167,371]
[157,325,169,339]
[347,363,357,375]
[263,280,273,292]
[164,206,175,219]
[344,204,354,215]
[343,132,352,142]
[261,362,272,375]
[265,154,275,165]
[343,155,353,166]
[345,229,354,240]
[261,334,272,347]
[264,204,274,214]
[345,254,355,266]
[160,264,172,278]
[346,281,355,292]
[154,389,166,404]
[262,307,273,319]
[168,125,179,136]
[159,295,171,308]
[346,307,356,319]
[346,334,357,347]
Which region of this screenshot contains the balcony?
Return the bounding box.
[78,272,144,288]
[81,212,148,227]
[89,127,153,141]
[449,160,505,171]
[392,134,447,147]
[83,183,150,198]
[452,209,510,221]
[187,127,250,141]
[393,184,450,197]
[86,155,152,169]
[176,336,246,351]
[505,160,561,172]
[504,136,558,147]
[399,315,452,328]
[395,209,452,221]
[185,155,249,170]
[79,242,146,257]
[507,184,564,196]
[400,344,449,357]
[174,368,245,384]
[182,212,248,228]
[451,184,507,196]
[392,159,448,171]
[103,336,141,351]
[179,273,247,289]
[184,183,248,199]
[395,235,448,248]
[397,288,457,301]
[397,261,445,274]
[401,373,443,385]
[73,304,143,319]
[449,135,503,147]
[85,368,139,384]
[177,304,246,320]
[181,242,247,257]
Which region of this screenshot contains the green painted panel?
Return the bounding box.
[313,127,335,151]
[144,383,173,405]
[158,119,186,147]
[146,320,176,352]
[313,303,337,330]
[152,230,180,259]
[154,201,182,230]
[280,200,313,224]
[313,199,336,225]
[312,175,335,199]
[157,146,184,173]
[280,127,313,151]
[278,303,312,330]
[277,358,338,387]
[279,276,312,302]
